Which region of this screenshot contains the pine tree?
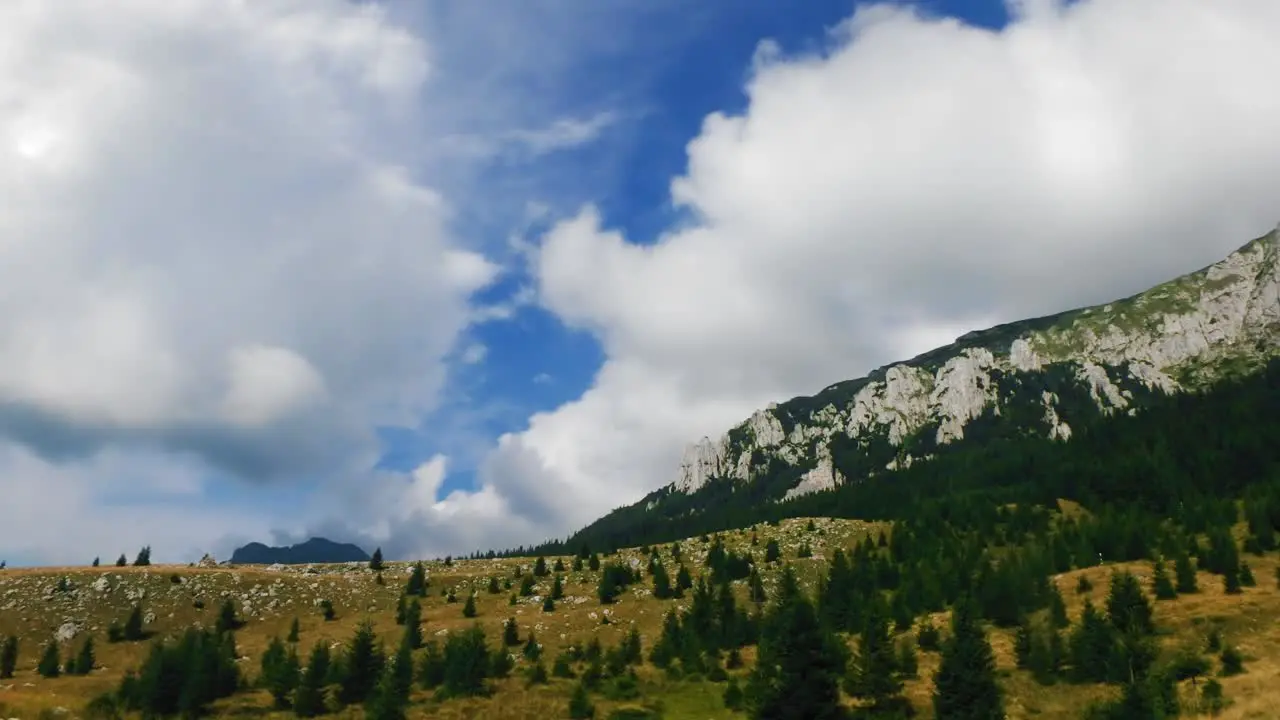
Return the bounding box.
[488,576,501,594]
[764,539,780,563]
[724,678,745,710]
[746,565,848,720]
[1174,551,1198,593]
[0,635,17,679]
[403,598,423,650]
[115,554,128,567]
[394,593,407,625]
[523,632,542,662]
[568,681,595,719]
[1240,561,1256,587]
[133,546,151,567]
[1068,599,1115,683]
[1106,571,1154,636]
[37,642,60,678]
[417,641,446,690]
[675,564,693,595]
[649,610,684,669]
[652,560,674,599]
[1220,643,1245,676]
[1201,679,1226,714]
[1028,627,1064,686]
[552,574,565,600]
[932,597,1004,720]
[216,599,242,633]
[367,638,413,720]
[338,621,385,705]
[1075,575,1093,594]
[293,642,331,718]
[440,625,491,698]
[1013,616,1034,669]
[897,637,919,679]
[261,637,301,709]
[917,619,941,651]
[553,651,576,679]
[1224,564,1243,595]
[534,556,549,577]
[92,557,100,568]
[1048,581,1069,629]
[848,601,903,712]
[463,593,478,618]
[748,566,767,605]
[287,617,301,643]
[588,552,600,572]
[124,605,146,641]
[405,562,428,597]
[1152,559,1177,600]
[320,599,336,621]
[503,617,521,647]
[75,636,95,675]
[369,547,384,572]
[526,659,549,686]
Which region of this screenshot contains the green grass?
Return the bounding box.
[3,518,1280,719]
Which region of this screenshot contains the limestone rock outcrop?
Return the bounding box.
[668,227,1280,500]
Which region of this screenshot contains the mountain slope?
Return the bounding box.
[550,226,1280,551]
[671,226,1278,500]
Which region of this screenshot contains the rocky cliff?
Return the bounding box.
[668,226,1280,503]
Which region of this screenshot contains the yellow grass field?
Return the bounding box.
[1,517,1277,719]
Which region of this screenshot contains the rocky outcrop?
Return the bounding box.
[670,227,1280,499]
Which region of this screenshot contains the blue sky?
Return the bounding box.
[390,0,1016,499]
[3,0,1278,565]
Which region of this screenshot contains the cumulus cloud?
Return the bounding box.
[465,0,1280,541]
[0,1,496,562]
[0,440,274,566]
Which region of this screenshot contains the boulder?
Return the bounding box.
[55,622,78,643]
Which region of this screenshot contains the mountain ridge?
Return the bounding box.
[663,225,1279,504]
[228,537,370,565]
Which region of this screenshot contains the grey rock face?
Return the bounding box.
[669,228,1280,500]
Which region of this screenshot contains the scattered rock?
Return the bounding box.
[55,622,79,643]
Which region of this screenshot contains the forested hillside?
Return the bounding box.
[531,357,1280,556]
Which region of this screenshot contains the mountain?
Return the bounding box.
[229,537,370,565]
[557,225,1279,551]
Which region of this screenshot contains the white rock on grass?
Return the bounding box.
[55,622,79,643]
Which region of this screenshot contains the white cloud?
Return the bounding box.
[459,343,489,365]
[507,111,619,155]
[439,111,620,161]
[0,441,272,566]
[463,0,1280,541]
[0,1,497,562]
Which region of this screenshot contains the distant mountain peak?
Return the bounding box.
[229,537,370,565]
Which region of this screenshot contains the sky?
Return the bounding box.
[2,0,1280,566]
